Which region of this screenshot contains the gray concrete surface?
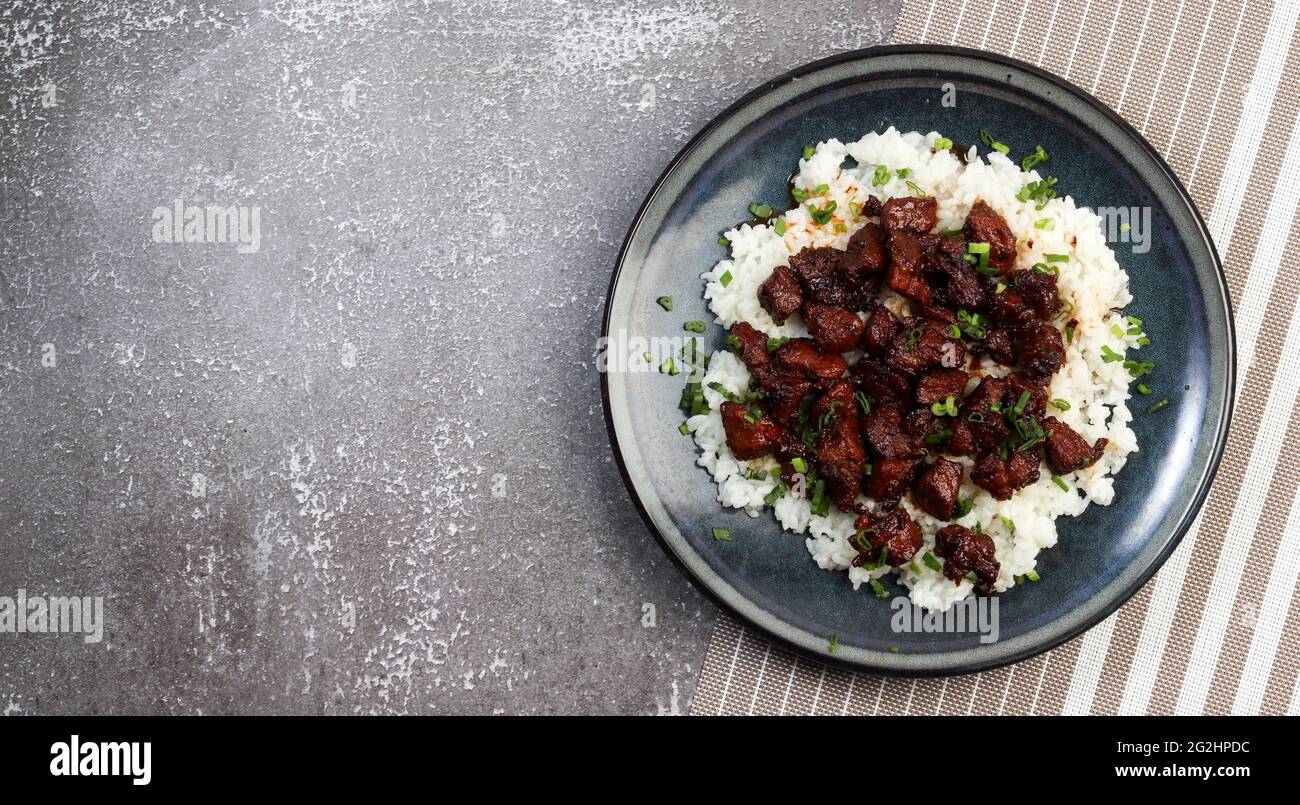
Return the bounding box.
[0,0,899,714]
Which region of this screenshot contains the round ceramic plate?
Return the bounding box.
[601,45,1234,675]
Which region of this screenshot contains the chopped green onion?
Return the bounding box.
[719,270,733,288]
[889,646,900,654]
[712,527,732,542]
[656,296,673,311]
[791,186,809,203]
[1046,253,1069,262]
[791,456,807,473]
[707,381,743,403]
[924,428,952,446]
[1026,570,1040,582]
[872,165,891,187]
[922,552,943,571]
[1051,475,1068,492]
[1100,344,1124,363]
[933,136,953,150]
[897,168,911,179]
[967,242,991,255]
[773,219,787,236]
[1001,516,1016,533]
[661,356,678,375]
[1126,315,1143,326]
[855,390,872,415]
[870,579,890,598]
[802,144,816,159]
[906,327,922,349]
[725,334,741,349]
[749,202,773,218]
[979,129,1010,155]
[765,336,789,352]
[1050,398,1071,411]
[1147,398,1169,413]
[1110,323,1125,338]
[763,482,787,506]
[1016,176,1058,205]
[678,422,690,435]
[905,180,926,197]
[814,183,829,195]
[931,395,958,417]
[947,324,962,339]
[1032,262,1059,275]
[684,320,707,333]
[953,498,973,518]
[1034,217,1055,230]
[806,200,837,225]
[810,479,829,516]
[995,282,1007,294]
[1020,144,1049,172]
[1136,383,1153,395]
[1124,359,1155,378]
[1065,323,1075,345]
[828,634,839,652]
[942,228,964,237]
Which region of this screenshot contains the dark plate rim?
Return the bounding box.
[600,44,1236,676]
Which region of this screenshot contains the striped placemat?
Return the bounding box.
[691,0,1300,716]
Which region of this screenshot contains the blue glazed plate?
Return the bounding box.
[601,46,1234,675]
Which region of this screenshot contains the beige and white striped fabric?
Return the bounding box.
[692,0,1300,716]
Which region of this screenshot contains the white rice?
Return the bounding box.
[687,128,1140,611]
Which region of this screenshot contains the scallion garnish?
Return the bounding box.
[870,579,889,599]
[684,320,707,333]
[872,165,891,187]
[923,552,943,571]
[1034,217,1054,230]
[1051,475,1068,492]
[712,527,732,542]
[924,428,952,446]
[1046,253,1069,262]
[763,482,788,506]
[791,456,807,474]
[953,498,973,518]
[766,336,789,352]
[656,296,673,311]
[1020,144,1049,171]
[933,136,954,150]
[806,200,837,225]
[802,144,816,159]
[905,180,926,197]
[1050,398,1071,411]
[855,390,872,415]
[979,128,1010,155]
[706,381,743,403]
[1136,383,1153,395]
[1001,516,1016,533]
[1147,398,1169,413]
[749,202,773,219]
[660,356,678,375]
[719,270,733,288]
[1100,344,1124,363]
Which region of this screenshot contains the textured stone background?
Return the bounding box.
[0,0,898,714]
